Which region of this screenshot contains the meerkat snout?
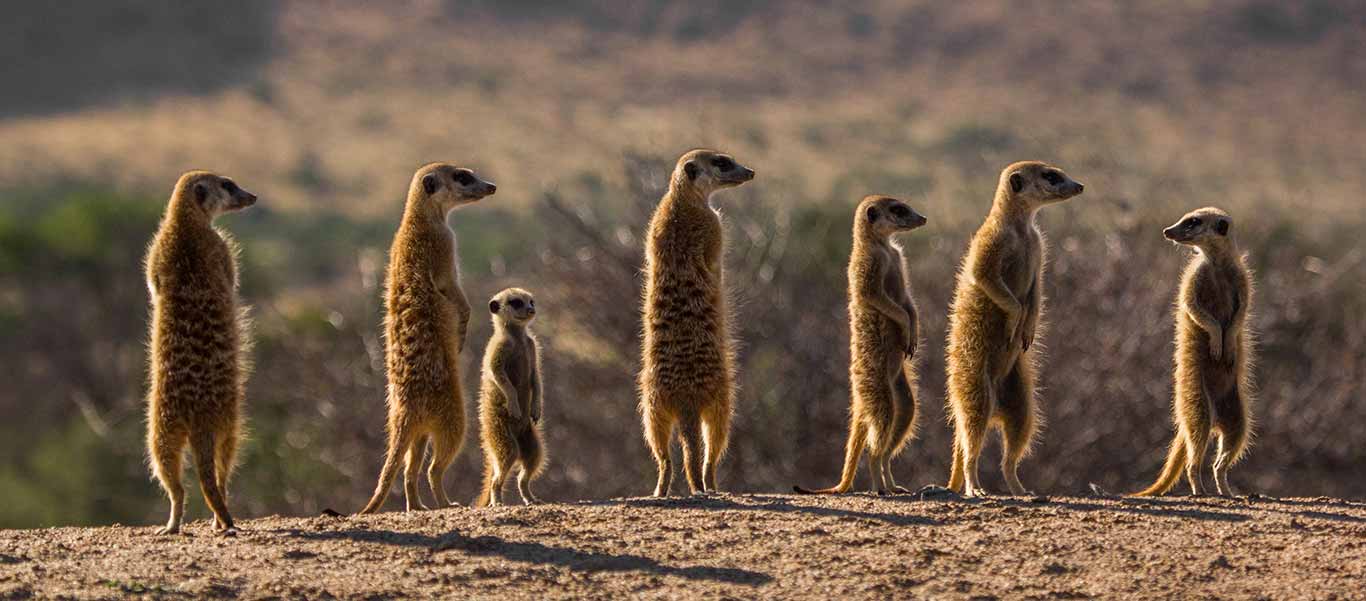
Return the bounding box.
[193,177,258,215]
[865,197,927,235]
[420,167,497,208]
[1163,209,1230,245]
[891,203,928,229]
[678,151,755,190]
[489,292,536,324]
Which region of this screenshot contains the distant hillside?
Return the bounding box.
[1,0,1363,218]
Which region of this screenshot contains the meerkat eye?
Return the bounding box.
[221,180,238,193]
[1185,217,1202,227]
[890,205,909,218]
[528,299,535,307]
[454,172,475,186]
[1041,171,1063,185]
[509,298,525,309]
[711,157,735,172]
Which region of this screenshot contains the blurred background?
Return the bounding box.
[1,0,1364,529]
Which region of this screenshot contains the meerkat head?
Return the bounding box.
[671,149,756,197]
[489,288,536,328]
[412,162,497,213]
[1163,207,1233,249]
[859,195,927,239]
[999,161,1084,209]
[175,170,257,219]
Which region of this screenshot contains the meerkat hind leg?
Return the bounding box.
[151,430,189,535]
[645,410,675,497]
[190,432,235,534]
[885,370,916,494]
[403,436,429,511]
[213,432,237,530]
[998,362,1035,496]
[1183,427,1211,497]
[516,426,543,504]
[1211,437,1235,497]
[427,430,460,507]
[701,406,730,493]
[677,414,706,494]
[959,367,994,498]
[516,466,539,505]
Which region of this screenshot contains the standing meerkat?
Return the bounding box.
[144,170,257,535]
[639,148,755,497]
[474,288,546,507]
[795,195,927,495]
[359,163,497,514]
[945,161,1084,497]
[1136,207,1255,497]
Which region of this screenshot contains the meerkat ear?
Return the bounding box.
[1215,219,1230,236]
[193,183,208,204]
[1009,173,1024,194]
[866,206,879,223]
[489,299,500,314]
[684,161,699,181]
[422,173,438,196]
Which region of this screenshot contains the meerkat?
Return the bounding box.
[1136,207,1255,497]
[944,161,1084,498]
[794,195,927,496]
[639,148,755,497]
[359,163,497,514]
[144,170,257,535]
[474,288,546,507]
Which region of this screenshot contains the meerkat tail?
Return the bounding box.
[359,431,410,514]
[794,419,866,494]
[1134,436,1186,497]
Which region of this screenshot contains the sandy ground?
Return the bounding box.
[0,493,1362,600]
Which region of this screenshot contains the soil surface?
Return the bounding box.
[1,493,1362,600]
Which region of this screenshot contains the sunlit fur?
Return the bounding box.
[638,148,755,496]
[359,162,496,513]
[945,161,1084,497]
[1136,207,1256,497]
[474,288,546,507]
[144,170,256,535]
[795,195,927,495]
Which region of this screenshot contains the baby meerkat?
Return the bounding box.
[144,170,257,535]
[1136,207,1255,497]
[474,288,546,507]
[359,163,497,514]
[639,148,755,497]
[945,161,1084,497]
[795,195,927,496]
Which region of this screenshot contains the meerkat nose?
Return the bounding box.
[486,183,497,194]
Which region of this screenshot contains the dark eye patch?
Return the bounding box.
[455,172,475,186]
[1042,171,1063,185]
[221,180,238,193]
[1185,217,1202,227]
[509,298,525,309]
[711,157,735,171]
[890,204,909,217]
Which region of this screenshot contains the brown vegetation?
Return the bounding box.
[0,1,1364,531]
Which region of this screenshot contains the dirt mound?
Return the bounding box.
[1,493,1361,600]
